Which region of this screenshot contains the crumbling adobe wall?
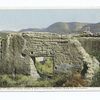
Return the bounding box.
[78,37,100,61]
[0,32,99,84]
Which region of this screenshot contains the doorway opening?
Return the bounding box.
[33,56,54,76]
[81,62,88,79]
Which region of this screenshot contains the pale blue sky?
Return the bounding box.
[0,9,100,31]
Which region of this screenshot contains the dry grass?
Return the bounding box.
[63,73,88,87]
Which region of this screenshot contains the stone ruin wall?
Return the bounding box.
[78,37,100,62]
[0,32,99,84]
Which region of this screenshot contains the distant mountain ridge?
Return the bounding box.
[19,22,88,34]
[19,28,43,32]
[46,22,100,34]
[80,23,100,33]
[45,22,88,34]
[1,22,100,34]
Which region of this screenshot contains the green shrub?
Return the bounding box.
[0,75,16,87]
[0,73,88,87]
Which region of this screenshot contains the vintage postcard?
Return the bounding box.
[0,9,100,91]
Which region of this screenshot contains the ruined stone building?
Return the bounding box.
[0,32,99,84]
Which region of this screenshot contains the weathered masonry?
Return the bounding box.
[0,32,99,83]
